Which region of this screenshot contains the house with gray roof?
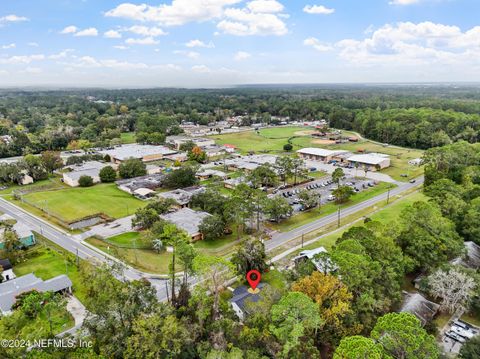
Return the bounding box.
[451,241,480,269]
[0,214,36,249]
[116,174,166,194]
[0,273,72,314]
[400,292,440,326]
[160,207,210,241]
[158,186,205,208]
[99,144,177,163]
[230,283,269,321]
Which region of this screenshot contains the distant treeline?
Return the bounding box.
[0,85,480,157]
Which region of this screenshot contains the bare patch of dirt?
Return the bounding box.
[312,139,336,145]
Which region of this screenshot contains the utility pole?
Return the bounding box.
[301,233,304,248]
[337,206,341,228]
[387,187,391,204]
[76,248,79,268]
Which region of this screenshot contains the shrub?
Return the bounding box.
[78,175,94,187]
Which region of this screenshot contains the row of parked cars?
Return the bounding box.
[445,320,479,344]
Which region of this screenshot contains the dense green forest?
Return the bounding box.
[0,85,480,157]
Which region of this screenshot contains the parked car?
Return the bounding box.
[409,179,416,183]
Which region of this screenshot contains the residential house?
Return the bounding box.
[293,247,337,273]
[160,207,211,241]
[0,214,36,249]
[62,161,109,187]
[0,273,72,314]
[158,186,205,208]
[146,164,163,175]
[0,259,15,281]
[400,292,440,327]
[230,283,268,321]
[451,241,480,270]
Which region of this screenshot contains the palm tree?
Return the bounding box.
[152,238,164,253]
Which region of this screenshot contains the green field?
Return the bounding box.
[281,189,426,262]
[86,237,173,274]
[121,132,136,144]
[14,234,88,303]
[20,183,145,222]
[211,127,424,181]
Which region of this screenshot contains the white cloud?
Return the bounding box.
[74,27,98,37]
[62,56,148,70]
[0,54,45,65]
[105,0,242,26]
[247,0,284,13]
[303,5,335,15]
[218,5,288,36]
[234,51,251,61]
[2,43,16,49]
[104,30,122,38]
[24,67,42,74]
[126,25,167,37]
[389,0,421,5]
[49,49,74,60]
[0,14,29,24]
[125,37,159,45]
[185,39,215,48]
[28,42,39,47]
[174,50,200,59]
[114,45,129,50]
[60,25,78,34]
[191,65,211,73]
[335,22,480,67]
[303,37,333,52]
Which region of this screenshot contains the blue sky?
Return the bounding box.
[1,0,479,87]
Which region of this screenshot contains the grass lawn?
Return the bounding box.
[370,191,426,222]
[210,128,306,154]
[121,132,136,144]
[262,269,288,292]
[460,312,480,327]
[14,233,88,304]
[270,182,393,232]
[20,183,145,222]
[210,127,424,181]
[86,237,173,274]
[272,187,424,263]
[105,232,151,249]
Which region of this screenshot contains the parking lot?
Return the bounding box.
[271,175,378,213]
[441,320,479,355]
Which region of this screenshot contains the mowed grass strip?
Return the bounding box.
[22,183,145,222]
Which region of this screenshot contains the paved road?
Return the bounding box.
[0,176,423,302]
[265,176,424,251]
[0,197,170,301]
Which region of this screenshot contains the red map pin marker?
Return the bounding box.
[246,270,261,290]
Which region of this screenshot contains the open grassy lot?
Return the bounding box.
[211,127,424,181]
[121,132,136,144]
[271,186,424,261]
[211,126,314,154]
[86,237,173,274]
[20,183,145,222]
[14,233,88,303]
[269,182,394,232]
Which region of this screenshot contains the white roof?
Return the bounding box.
[297,148,349,157]
[133,188,156,196]
[99,144,177,161]
[348,153,390,165]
